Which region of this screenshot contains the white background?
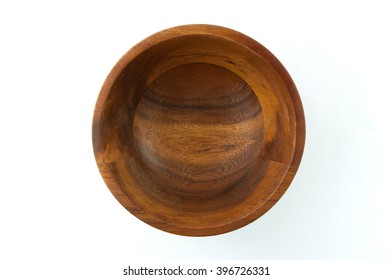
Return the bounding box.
[1,0,392,278]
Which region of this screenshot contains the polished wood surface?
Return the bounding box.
[92,24,305,236]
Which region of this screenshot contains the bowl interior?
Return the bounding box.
[94,30,298,235]
[134,62,264,211]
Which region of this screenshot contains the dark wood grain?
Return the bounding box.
[92,24,305,236]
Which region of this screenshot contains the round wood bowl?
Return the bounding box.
[92,24,305,236]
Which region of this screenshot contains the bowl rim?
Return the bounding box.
[92,24,306,236]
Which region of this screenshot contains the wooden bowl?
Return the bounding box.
[92,24,305,236]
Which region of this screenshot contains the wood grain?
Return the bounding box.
[92,24,305,236]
